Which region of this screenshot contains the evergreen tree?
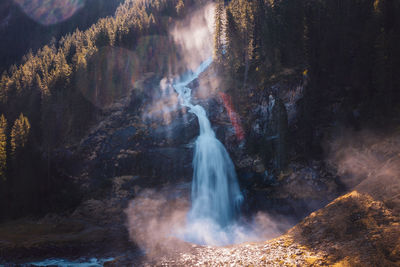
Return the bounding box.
[225,8,242,74]
[11,113,31,158]
[0,115,7,181]
[214,0,224,64]
[176,0,185,15]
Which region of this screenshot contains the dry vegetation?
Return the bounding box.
[157,191,400,266]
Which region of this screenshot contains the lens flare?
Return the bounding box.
[219,92,245,141]
[76,47,140,109]
[170,3,215,71]
[77,35,181,111]
[14,0,85,25]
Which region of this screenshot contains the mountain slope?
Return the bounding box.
[159,191,400,266]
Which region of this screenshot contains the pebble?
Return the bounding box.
[160,235,326,266]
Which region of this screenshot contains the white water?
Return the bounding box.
[173,58,243,245]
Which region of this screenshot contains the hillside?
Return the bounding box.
[157,192,400,266]
[0,0,399,265]
[0,0,203,220]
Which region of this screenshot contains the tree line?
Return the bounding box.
[3,0,399,218]
[0,0,204,220]
[214,0,400,157]
[215,0,400,111]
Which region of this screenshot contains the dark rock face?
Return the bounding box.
[246,94,289,174]
[61,74,203,200]
[239,160,341,222]
[0,69,344,265]
[267,96,289,171]
[55,69,340,223]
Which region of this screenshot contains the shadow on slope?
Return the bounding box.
[289,191,400,266]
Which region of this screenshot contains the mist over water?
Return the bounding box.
[170,5,245,240]
[126,3,287,251]
[172,58,244,245]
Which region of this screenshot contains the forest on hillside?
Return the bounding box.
[215,0,400,157]
[0,0,399,223]
[0,0,203,218]
[0,0,399,265]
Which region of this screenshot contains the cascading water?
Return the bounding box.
[173,58,243,245]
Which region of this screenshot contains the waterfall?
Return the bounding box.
[173,58,243,244]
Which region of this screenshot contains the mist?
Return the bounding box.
[125,1,289,258]
[171,2,215,72]
[124,189,191,260]
[143,3,216,125]
[125,188,290,260]
[328,130,400,214]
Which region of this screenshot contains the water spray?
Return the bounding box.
[173,58,243,245]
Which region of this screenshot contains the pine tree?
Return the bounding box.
[176,0,184,15]
[214,0,224,64]
[11,113,31,158]
[0,72,8,103]
[225,8,242,74]
[0,115,7,181]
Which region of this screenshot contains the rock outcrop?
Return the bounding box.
[157,191,400,266]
